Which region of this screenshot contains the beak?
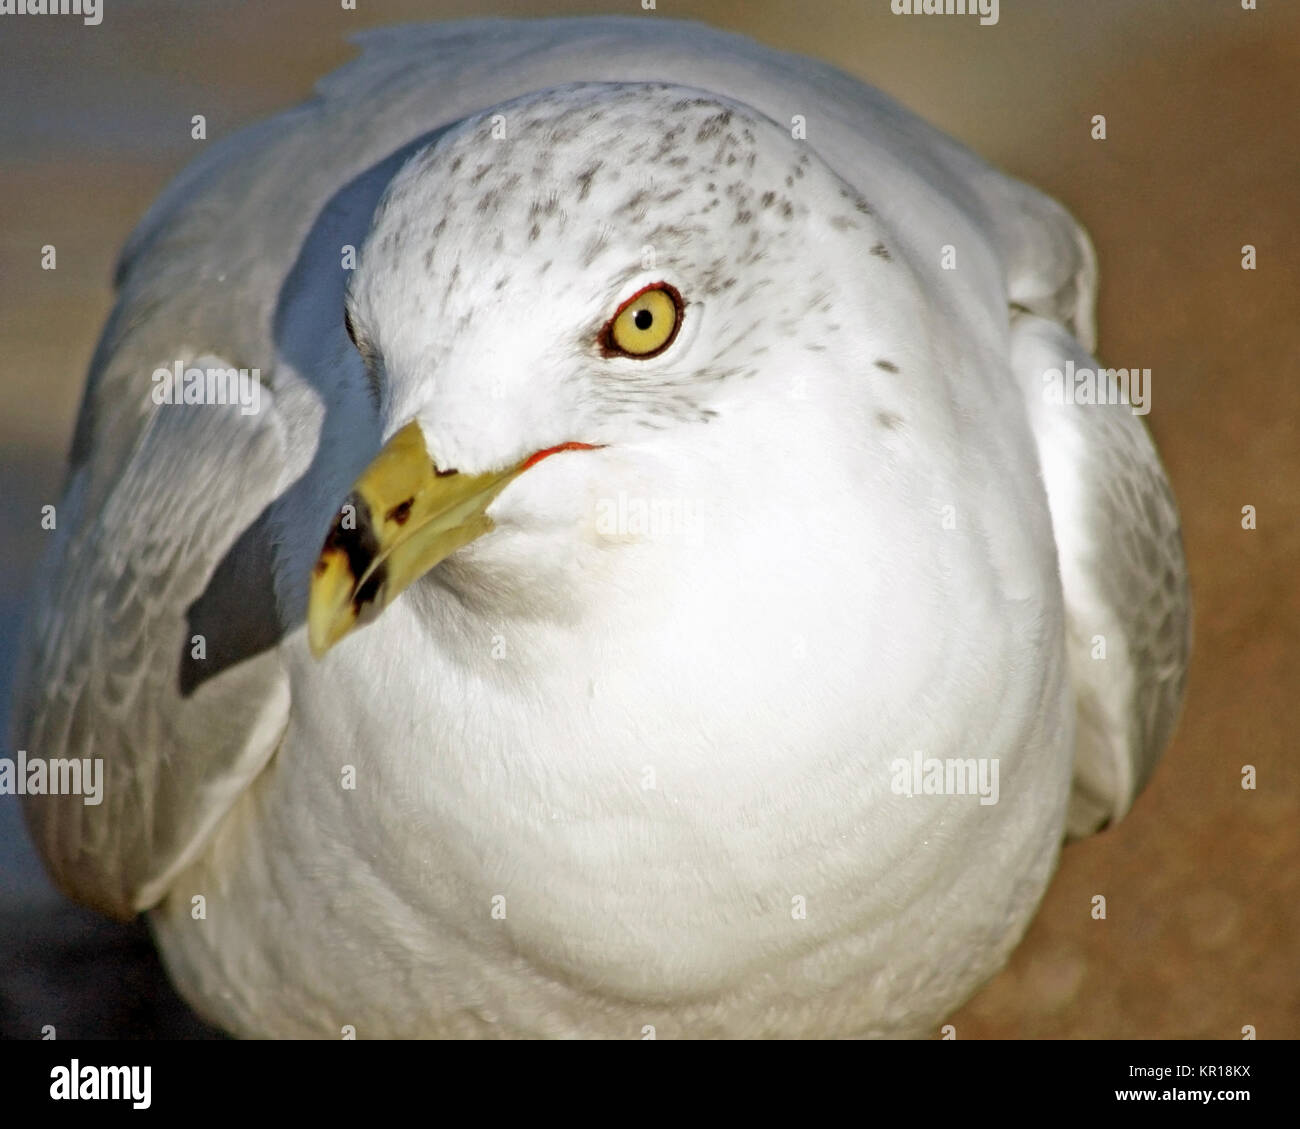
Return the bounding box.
[307,420,595,658]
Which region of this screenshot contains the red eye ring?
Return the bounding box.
[597,281,685,359]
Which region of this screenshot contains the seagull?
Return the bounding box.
[11,18,1189,1038]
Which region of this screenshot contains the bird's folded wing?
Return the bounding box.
[12,374,291,919]
[1011,315,1191,837]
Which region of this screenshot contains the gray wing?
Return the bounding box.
[13,369,291,919]
[1011,314,1191,836]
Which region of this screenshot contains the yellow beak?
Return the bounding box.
[307,421,529,658]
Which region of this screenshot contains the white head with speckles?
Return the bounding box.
[314,82,926,643]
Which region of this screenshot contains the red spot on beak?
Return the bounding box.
[521,442,603,472]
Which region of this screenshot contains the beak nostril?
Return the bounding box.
[386,498,414,525]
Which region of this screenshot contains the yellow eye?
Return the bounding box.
[601,283,683,358]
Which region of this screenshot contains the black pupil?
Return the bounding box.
[633,308,654,331]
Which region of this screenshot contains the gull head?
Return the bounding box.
[309,82,917,656]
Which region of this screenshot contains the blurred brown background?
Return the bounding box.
[1,0,1296,1039]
